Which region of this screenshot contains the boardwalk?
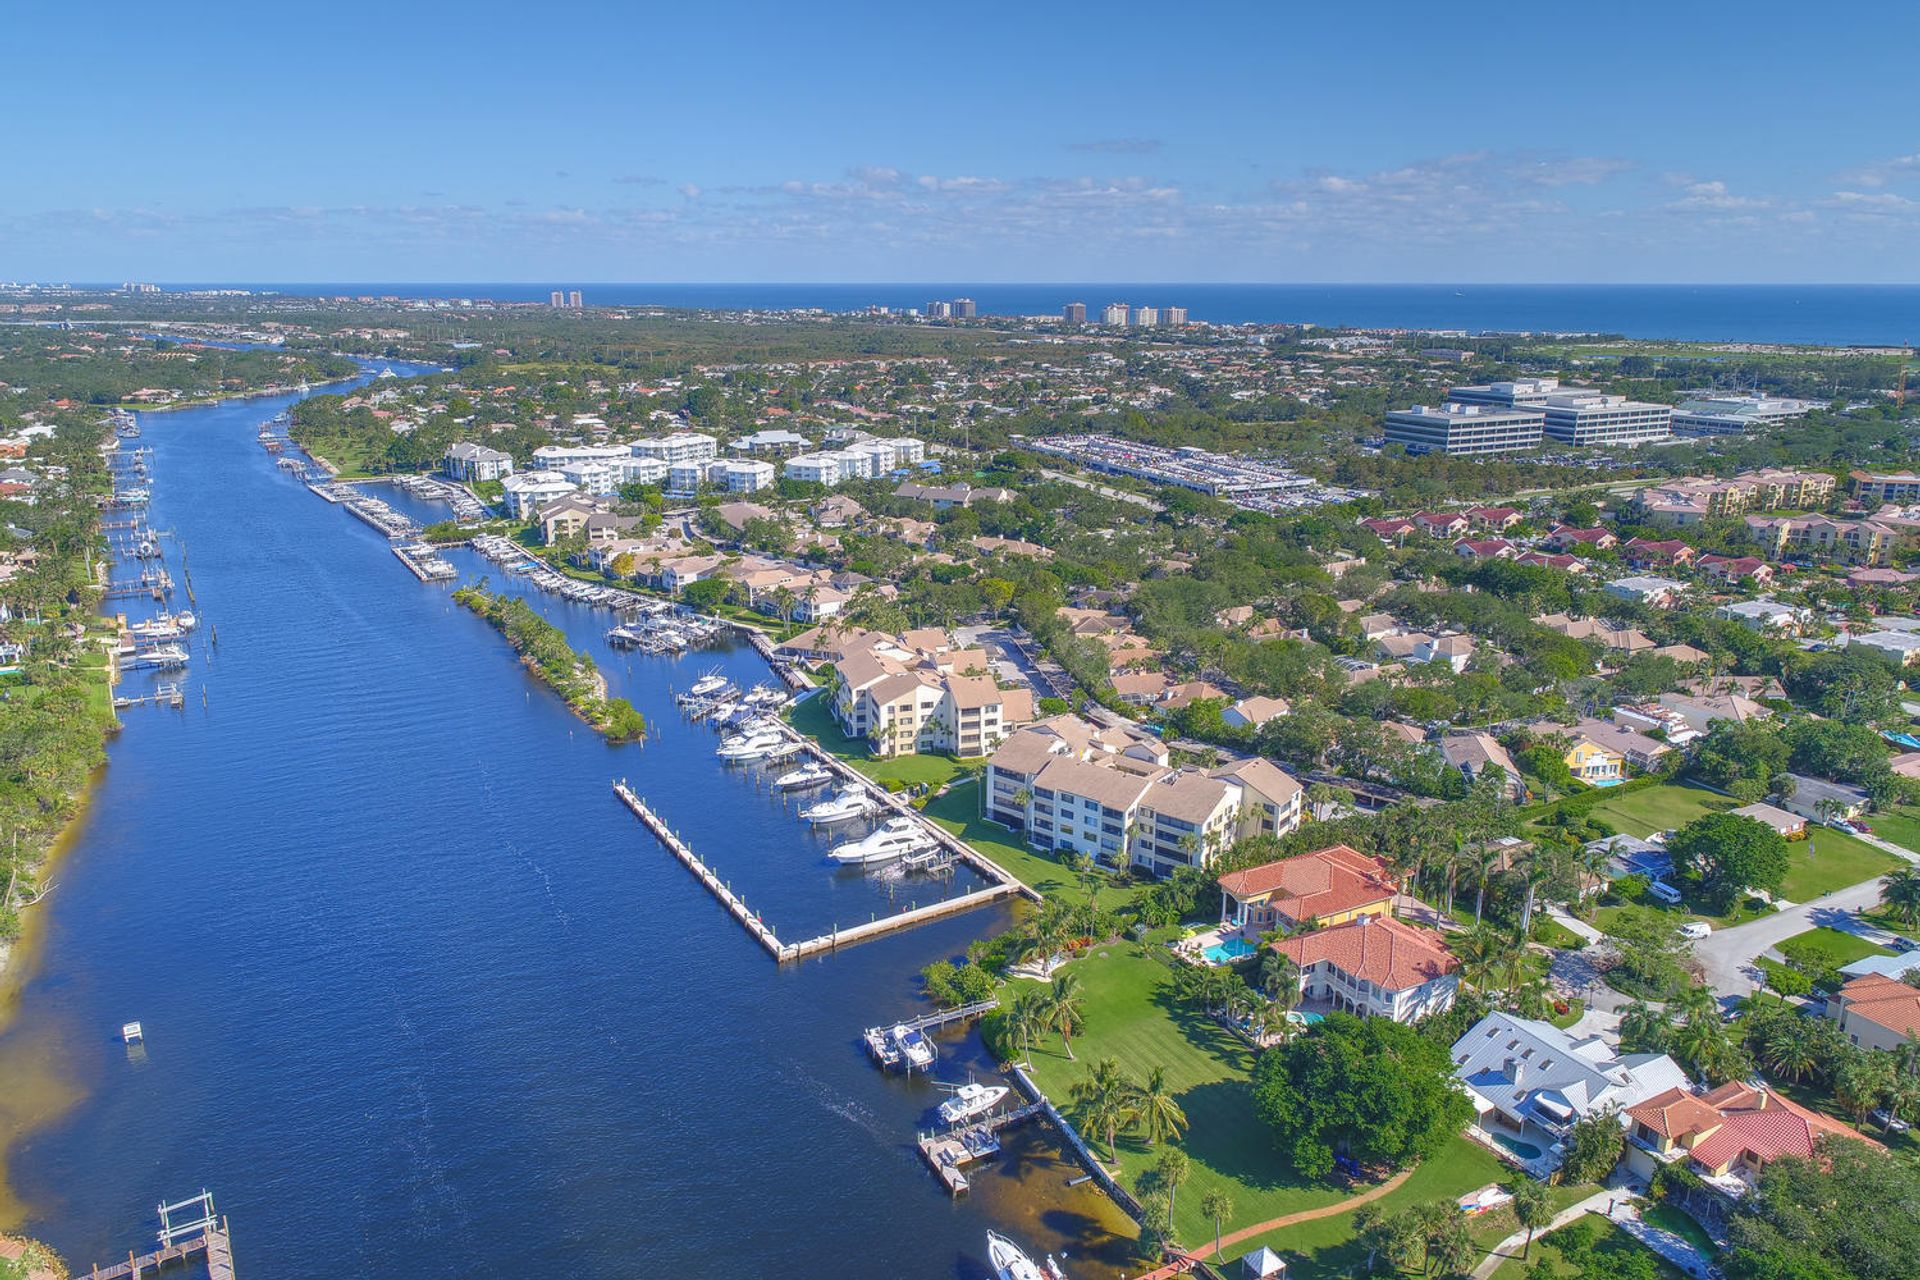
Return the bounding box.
[83,1224,235,1280]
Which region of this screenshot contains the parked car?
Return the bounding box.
[1679,921,1713,940]
[1870,1107,1912,1134]
[1648,880,1684,905]
[1846,819,1872,834]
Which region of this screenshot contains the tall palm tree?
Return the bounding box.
[1131,1066,1189,1148]
[1471,841,1502,926]
[1836,1051,1896,1126]
[1756,1017,1821,1083]
[1507,1179,1553,1260]
[1069,1057,1138,1163]
[1259,950,1300,1008]
[1044,971,1086,1061]
[1201,1189,1234,1263]
[1007,989,1048,1065]
[1881,867,1920,930]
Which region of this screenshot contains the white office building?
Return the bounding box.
[501,470,579,518]
[1539,394,1672,447]
[1447,377,1590,408]
[1384,403,1544,456]
[1671,394,1818,437]
[631,432,719,466]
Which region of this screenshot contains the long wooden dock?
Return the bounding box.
[614,781,790,959]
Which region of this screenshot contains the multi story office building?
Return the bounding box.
[1671,393,1816,436]
[1062,302,1087,324]
[1538,394,1672,447]
[1383,403,1544,456]
[1446,376,1589,408]
[1102,303,1130,326]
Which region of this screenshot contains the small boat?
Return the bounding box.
[891,1024,936,1071]
[938,1081,1011,1125]
[1046,1256,1066,1280]
[717,731,783,761]
[829,817,933,866]
[773,761,834,791]
[689,672,731,698]
[755,740,804,765]
[799,788,878,825]
[987,1231,1046,1280]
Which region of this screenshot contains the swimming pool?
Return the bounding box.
[1202,937,1257,963]
[1492,1132,1545,1161]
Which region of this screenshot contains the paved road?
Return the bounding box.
[1694,878,1897,995]
[1472,1190,1619,1280]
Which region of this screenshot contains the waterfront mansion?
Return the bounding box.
[981,715,1303,876]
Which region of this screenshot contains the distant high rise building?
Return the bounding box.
[568,290,583,308]
[1062,302,1087,324]
[1102,303,1130,326]
[1133,306,1159,327]
[952,297,976,318]
[550,290,566,307]
[1165,306,1188,327]
[927,300,952,318]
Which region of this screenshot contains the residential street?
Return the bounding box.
[1693,878,1900,995]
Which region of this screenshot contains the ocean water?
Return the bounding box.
[171,282,1920,346]
[0,375,1137,1278]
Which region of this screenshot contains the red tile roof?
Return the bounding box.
[1683,1082,1877,1170]
[1835,973,1920,1039]
[1217,844,1398,922]
[1270,914,1455,992]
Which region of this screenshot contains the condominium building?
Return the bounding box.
[1165,306,1189,326]
[1746,514,1910,567]
[630,432,719,466]
[443,441,514,483]
[530,443,632,471]
[926,300,952,319]
[783,437,925,487]
[1061,302,1086,324]
[1850,469,1920,505]
[952,298,976,318]
[720,459,775,494]
[1133,306,1159,327]
[500,470,579,518]
[666,459,715,496]
[831,630,1033,758]
[1102,303,1130,326]
[1383,403,1544,456]
[1631,468,1836,526]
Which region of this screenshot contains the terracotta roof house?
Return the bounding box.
[1415,511,1471,538]
[1828,972,1920,1052]
[1623,1081,1879,1192]
[1515,551,1588,573]
[1651,643,1711,664]
[1222,695,1291,730]
[1110,670,1172,704]
[1441,732,1523,799]
[1360,516,1418,541]
[1217,844,1398,935]
[1545,525,1618,551]
[1453,538,1518,560]
[1464,505,1523,531]
[1158,679,1231,711]
[1269,915,1459,1022]
[1624,537,1697,569]
[1698,554,1775,587]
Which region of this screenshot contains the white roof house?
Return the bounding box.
[1452,1012,1687,1171]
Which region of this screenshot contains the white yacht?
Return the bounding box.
[828,817,933,866]
[987,1232,1047,1280]
[689,672,731,698]
[773,761,834,791]
[937,1081,1011,1125]
[799,788,878,825]
[890,1023,936,1071]
[755,740,804,765]
[716,731,784,761]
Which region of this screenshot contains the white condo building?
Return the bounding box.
[501,470,578,518]
[720,459,775,493]
[631,432,719,466]
[443,442,514,483]
[1102,303,1130,326]
[1384,403,1544,456]
[530,443,631,471]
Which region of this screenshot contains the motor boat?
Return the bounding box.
[986,1231,1047,1280]
[890,1024,935,1071]
[799,788,879,825]
[688,672,731,698]
[716,731,784,761]
[829,817,933,866]
[755,740,804,765]
[938,1082,1011,1125]
[773,761,834,791]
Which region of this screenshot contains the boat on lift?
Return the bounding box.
[688,671,731,698]
[938,1081,1012,1125]
[716,730,784,761]
[890,1023,936,1071]
[755,740,804,765]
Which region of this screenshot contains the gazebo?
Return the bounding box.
[1243,1245,1287,1278]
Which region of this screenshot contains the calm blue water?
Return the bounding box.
[0,374,1136,1277]
[163,282,1920,346]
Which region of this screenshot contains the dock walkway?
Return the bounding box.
[84,1225,234,1280]
[916,1101,1046,1195]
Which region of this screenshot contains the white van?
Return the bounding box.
[1647,880,1684,905]
[1679,921,1713,940]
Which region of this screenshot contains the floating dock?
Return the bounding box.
[916,1101,1046,1195]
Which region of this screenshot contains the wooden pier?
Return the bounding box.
[917,1101,1046,1195]
[83,1191,235,1280]
[113,683,185,711]
[614,782,790,959]
[865,997,999,1068]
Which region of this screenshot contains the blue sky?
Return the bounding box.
[6,1,1918,282]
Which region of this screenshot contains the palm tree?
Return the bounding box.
[1507,1179,1553,1260]
[1151,1146,1190,1221]
[1007,989,1048,1065]
[1470,841,1502,926]
[1836,1051,1896,1126]
[1259,949,1300,1008]
[1882,866,1920,930]
[1132,1066,1189,1148]
[1455,926,1509,995]
[1069,1057,1138,1163]
[1044,971,1086,1061]
[1201,1188,1234,1262]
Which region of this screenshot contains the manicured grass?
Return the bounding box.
[1018,943,1504,1254]
[1861,806,1920,856]
[1581,782,1732,838]
[1777,925,1893,967]
[1858,908,1920,942]
[784,695,975,791]
[1490,1215,1688,1280]
[922,780,1140,910]
[1780,827,1901,901]
[1643,1202,1718,1258]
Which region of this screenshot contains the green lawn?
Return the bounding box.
[1777,925,1894,968]
[1490,1215,1688,1280]
[922,780,1140,910]
[1642,1202,1718,1259]
[1017,943,1504,1255]
[1581,782,1899,906]
[1862,806,1920,856]
[784,695,975,791]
